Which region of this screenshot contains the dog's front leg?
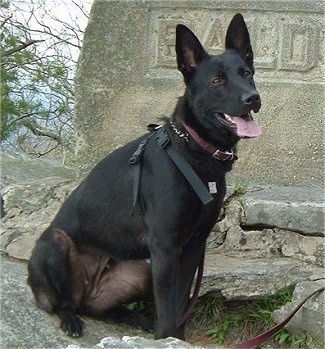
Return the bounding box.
[149,237,181,339]
[175,240,206,333]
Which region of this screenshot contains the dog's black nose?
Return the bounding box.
[242,92,261,112]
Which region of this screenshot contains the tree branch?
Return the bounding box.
[0,15,13,30]
[6,112,38,130]
[2,39,45,56]
[20,118,60,143]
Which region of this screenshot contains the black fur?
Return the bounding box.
[28,14,261,340]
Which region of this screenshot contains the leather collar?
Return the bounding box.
[180,121,238,161]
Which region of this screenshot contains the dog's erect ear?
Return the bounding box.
[225,14,254,68]
[176,24,208,84]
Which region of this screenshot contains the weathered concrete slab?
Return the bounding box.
[273,279,325,346]
[212,195,325,267]
[201,253,323,299]
[240,187,325,235]
[1,177,76,260]
[0,150,75,190]
[75,0,324,187]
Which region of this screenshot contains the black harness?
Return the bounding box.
[129,125,214,213]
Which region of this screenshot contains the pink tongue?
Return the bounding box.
[232,116,262,138]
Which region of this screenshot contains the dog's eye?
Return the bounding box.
[244,71,252,79]
[211,76,223,85]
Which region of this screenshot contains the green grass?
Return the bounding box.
[190,286,313,347]
[206,313,244,344]
[275,329,312,347]
[125,288,313,348]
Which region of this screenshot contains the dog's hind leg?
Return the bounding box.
[80,258,152,331]
[27,228,85,337]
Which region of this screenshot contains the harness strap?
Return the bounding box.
[156,127,214,206]
[129,135,153,212]
[131,164,142,211]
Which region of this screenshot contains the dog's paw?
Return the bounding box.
[60,316,85,337]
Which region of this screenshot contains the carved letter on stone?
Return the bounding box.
[279,20,318,71]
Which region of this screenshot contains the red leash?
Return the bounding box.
[234,286,325,349]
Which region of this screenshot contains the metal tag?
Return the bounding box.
[208,182,217,194]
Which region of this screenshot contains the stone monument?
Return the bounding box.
[75,0,324,187]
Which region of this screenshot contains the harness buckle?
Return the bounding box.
[157,128,170,149]
[129,140,147,165]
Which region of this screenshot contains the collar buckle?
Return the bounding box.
[212,149,238,161]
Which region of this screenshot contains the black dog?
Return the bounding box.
[27,13,261,340]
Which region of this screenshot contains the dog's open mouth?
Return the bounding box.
[216,113,262,138]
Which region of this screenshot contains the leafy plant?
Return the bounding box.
[206,313,244,344]
[193,286,314,347]
[248,286,293,325]
[126,301,149,312]
[234,183,247,195]
[275,328,312,347]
